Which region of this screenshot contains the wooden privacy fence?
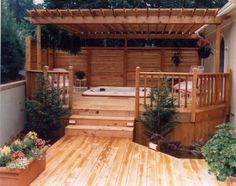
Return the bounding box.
[26,66,74,108]
[135,67,231,122]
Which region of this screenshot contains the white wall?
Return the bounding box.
[0,81,26,146]
[203,9,236,125]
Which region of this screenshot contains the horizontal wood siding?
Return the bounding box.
[127,49,161,86]
[31,40,37,70]
[30,40,54,70]
[29,44,200,85]
[168,107,226,145]
[164,49,200,72]
[54,50,87,75]
[90,49,124,86]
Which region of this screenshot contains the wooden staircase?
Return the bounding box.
[65,96,135,139]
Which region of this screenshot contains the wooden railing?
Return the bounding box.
[135,67,231,122]
[26,66,74,108]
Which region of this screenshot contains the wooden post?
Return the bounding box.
[86,49,92,88]
[43,66,49,81]
[36,25,42,70]
[25,36,32,98]
[26,71,31,98]
[135,66,140,120]
[191,70,198,122]
[68,66,74,108]
[123,38,128,86]
[215,25,221,73]
[225,69,232,115]
[25,37,31,71]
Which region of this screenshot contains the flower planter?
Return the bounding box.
[0,158,46,186]
[148,142,160,151]
[229,176,236,186]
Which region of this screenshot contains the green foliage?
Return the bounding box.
[41,25,81,55]
[0,155,11,167]
[1,0,35,83]
[141,80,176,137]
[43,0,227,8]
[25,76,68,140]
[1,1,24,83]
[202,124,236,181]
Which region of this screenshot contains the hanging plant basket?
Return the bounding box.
[198,47,211,59]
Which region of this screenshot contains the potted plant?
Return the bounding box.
[202,124,236,183]
[171,49,183,66]
[141,80,176,150]
[0,131,49,186]
[197,37,211,59]
[75,71,86,80]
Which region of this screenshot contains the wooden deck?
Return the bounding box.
[31,136,230,186]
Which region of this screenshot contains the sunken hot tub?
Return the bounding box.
[82,86,151,97]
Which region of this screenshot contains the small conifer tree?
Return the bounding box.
[25,76,69,141]
[141,80,176,138]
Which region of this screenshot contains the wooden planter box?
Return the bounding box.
[230,176,236,185]
[0,158,46,186]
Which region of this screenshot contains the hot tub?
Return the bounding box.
[82,86,151,97]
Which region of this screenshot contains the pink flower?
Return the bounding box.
[35,138,46,147]
[197,38,210,47]
[11,150,25,160]
[228,130,236,135]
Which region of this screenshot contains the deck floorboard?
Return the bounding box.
[30,136,229,186]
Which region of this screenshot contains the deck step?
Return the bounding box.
[69,115,134,127]
[65,125,134,139]
[72,108,135,117]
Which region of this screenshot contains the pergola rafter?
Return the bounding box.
[26,8,222,38]
[26,8,223,72]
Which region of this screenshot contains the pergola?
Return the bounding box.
[26,8,223,72]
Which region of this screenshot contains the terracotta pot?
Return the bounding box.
[0,158,46,186]
[229,176,236,186]
[198,47,211,59]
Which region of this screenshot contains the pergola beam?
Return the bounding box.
[25,15,222,25]
[79,33,198,39]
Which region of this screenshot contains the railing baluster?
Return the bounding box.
[150,74,154,107]
[207,74,210,106]
[57,73,60,89]
[215,74,218,104]
[199,75,202,107]
[203,75,207,107]
[220,75,224,103]
[171,75,174,100]
[178,76,181,108]
[63,73,66,105]
[144,74,147,105]
[135,66,140,120]
[211,75,214,105]
[184,75,188,108]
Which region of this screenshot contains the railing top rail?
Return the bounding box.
[139,72,193,76]
[27,70,69,74]
[27,70,43,73]
[139,71,230,76]
[47,71,69,74]
[197,72,229,76]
